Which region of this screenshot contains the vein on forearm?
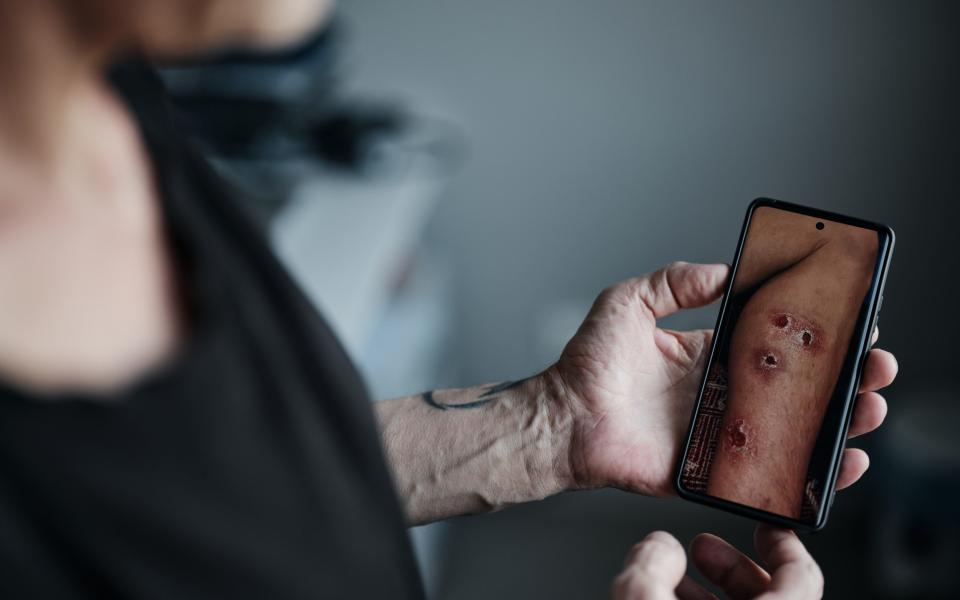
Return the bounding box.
[378,377,572,525]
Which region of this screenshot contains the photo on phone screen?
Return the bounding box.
[679,201,890,526]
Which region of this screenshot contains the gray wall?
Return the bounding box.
[342,0,958,389]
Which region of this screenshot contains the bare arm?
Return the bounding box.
[731,206,876,294]
[375,376,573,526]
[374,262,893,527]
[707,213,879,517]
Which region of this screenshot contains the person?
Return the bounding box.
[0,1,897,598]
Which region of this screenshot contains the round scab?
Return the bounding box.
[728,419,748,449]
[771,311,822,350]
[731,428,747,447]
[759,351,780,370]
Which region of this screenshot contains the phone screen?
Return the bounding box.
[679,203,887,524]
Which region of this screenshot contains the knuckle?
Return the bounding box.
[686,265,712,297]
[602,278,649,313]
[667,260,689,271]
[600,283,627,305]
[637,277,656,302]
[664,261,692,287]
[629,274,658,308]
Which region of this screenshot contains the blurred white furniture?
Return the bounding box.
[269,147,454,597]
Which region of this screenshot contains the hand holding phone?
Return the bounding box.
[676,198,895,530]
[549,198,895,532]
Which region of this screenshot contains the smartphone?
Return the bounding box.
[675,198,894,532]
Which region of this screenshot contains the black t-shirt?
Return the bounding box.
[0,61,424,600]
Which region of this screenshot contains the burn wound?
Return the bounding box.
[770,311,824,352]
[724,418,754,455]
[752,347,784,379]
[759,350,780,369]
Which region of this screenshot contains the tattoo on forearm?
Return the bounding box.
[420,379,528,411]
[478,379,527,398]
[420,390,491,410]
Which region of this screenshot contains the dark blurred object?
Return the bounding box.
[157,18,464,227]
[159,21,406,171]
[869,385,960,599]
[309,107,405,168]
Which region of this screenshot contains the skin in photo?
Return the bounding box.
[701,207,879,518]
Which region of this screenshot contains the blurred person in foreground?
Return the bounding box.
[0,1,897,598]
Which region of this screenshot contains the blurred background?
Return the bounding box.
[161,1,959,597]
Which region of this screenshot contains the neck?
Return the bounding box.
[0,1,113,174]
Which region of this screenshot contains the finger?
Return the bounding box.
[657,328,713,366]
[859,348,898,392]
[690,534,770,600]
[633,262,729,319]
[676,575,718,600]
[835,447,870,490]
[753,525,823,599]
[847,392,887,438]
[614,531,687,600]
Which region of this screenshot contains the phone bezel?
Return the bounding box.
[674,197,895,532]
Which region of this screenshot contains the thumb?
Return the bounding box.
[612,531,686,600]
[635,262,729,319]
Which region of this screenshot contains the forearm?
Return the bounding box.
[708,392,818,517]
[375,375,574,526]
[708,246,869,517]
